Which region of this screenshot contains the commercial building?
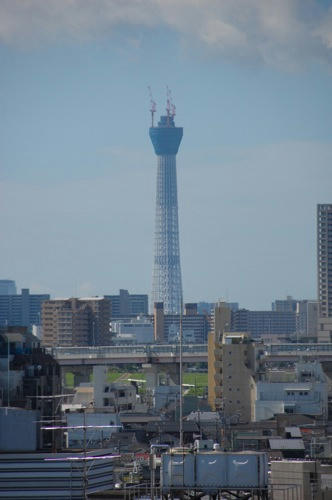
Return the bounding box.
[0,288,50,328]
[197,301,239,315]
[272,296,318,339]
[0,280,17,295]
[317,204,332,342]
[105,289,148,318]
[149,106,183,314]
[272,296,298,312]
[231,309,296,338]
[153,302,209,343]
[296,300,318,339]
[41,297,111,347]
[251,361,328,422]
[111,316,154,344]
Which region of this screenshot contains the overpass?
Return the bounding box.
[262,343,332,364]
[49,343,208,366]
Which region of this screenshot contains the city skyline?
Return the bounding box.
[1,2,332,309]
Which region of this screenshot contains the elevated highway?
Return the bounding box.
[262,343,332,363]
[49,343,208,367]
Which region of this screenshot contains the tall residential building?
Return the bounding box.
[153,302,209,344]
[208,329,255,422]
[272,296,298,312]
[0,288,50,328]
[105,289,148,318]
[296,300,318,339]
[231,309,296,338]
[0,280,17,295]
[41,297,111,347]
[317,204,332,342]
[197,301,239,315]
[208,302,231,410]
[149,106,183,314]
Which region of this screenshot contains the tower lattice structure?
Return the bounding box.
[149,114,183,314]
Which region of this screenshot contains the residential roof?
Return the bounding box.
[285,426,302,438]
[269,438,305,450]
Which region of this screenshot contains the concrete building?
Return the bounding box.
[111,316,154,344]
[153,302,209,344]
[270,460,323,500]
[317,204,332,342]
[105,289,148,318]
[208,302,231,410]
[231,309,296,338]
[0,288,50,329]
[215,332,255,422]
[0,280,17,295]
[197,301,239,315]
[251,361,328,422]
[66,411,121,448]
[272,295,298,312]
[0,407,39,451]
[296,300,318,339]
[41,297,111,347]
[93,366,137,411]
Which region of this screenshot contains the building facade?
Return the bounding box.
[41,297,111,347]
[0,288,50,328]
[209,330,255,423]
[231,309,296,338]
[296,300,318,339]
[272,296,298,312]
[153,302,209,344]
[0,280,17,295]
[105,289,148,318]
[317,204,332,342]
[111,316,154,344]
[252,361,328,422]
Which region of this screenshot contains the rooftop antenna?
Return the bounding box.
[148,86,156,127]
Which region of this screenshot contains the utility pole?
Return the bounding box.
[179,298,183,448]
[7,336,10,407]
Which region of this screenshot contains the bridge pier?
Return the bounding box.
[144,363,180,390]
[61,365,93,388]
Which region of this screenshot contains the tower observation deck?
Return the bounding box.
[149,114,183,314]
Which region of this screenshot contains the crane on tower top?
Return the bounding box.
[166,86,176,125]
[148,86,156,127]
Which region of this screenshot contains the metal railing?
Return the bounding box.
[49,343,208,360]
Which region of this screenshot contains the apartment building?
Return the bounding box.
[41,297,111,347]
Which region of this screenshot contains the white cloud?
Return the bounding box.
[0,0,332,68]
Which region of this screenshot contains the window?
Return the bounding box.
[103,398,109,406]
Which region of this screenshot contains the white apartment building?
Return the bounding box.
[252,361,328,421]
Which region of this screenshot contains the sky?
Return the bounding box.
[0,0,332,310]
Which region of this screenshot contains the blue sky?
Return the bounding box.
[1,0,332,309]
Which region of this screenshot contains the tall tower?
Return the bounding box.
[149,98,183,314]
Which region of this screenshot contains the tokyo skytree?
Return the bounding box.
[149,91,183,314]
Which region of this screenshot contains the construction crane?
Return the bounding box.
[148,86,156,127]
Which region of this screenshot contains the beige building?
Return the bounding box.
[208,302,231,410]
[42,297,111,347]
[219,332,255,423]
[208,302,256,423]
